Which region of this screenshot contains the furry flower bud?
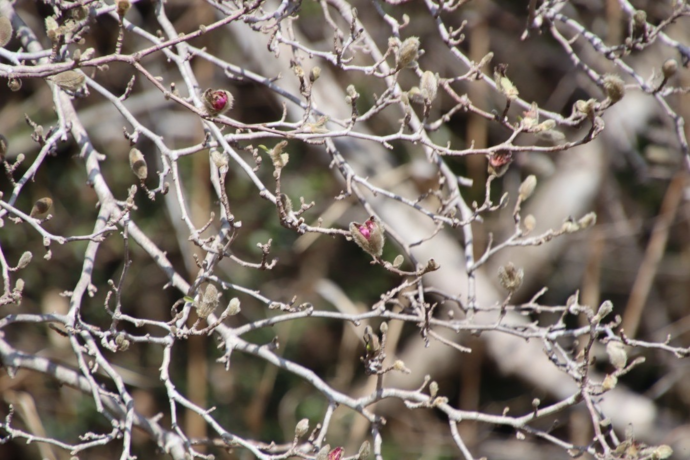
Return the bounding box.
[117,0,131,19]
[396,37,420,70]
[578,212,597,229]
[602,374,617,391]
[294,418,309,438]
[328,447,344,460]
[523,214,536,233]
[357,440,371,459]
[349,216,385,258]
[8,78,21,91]
[203,88,234,116]
[30,198,53,219]
[309,66,321,82]
[0,16,12,48]
[210,149,228,171]
[17,251,32,270]
[420,71,439,103]
[662,59,678,79]
[316,445,331,460]
[115,332,130,351]
[197,284,220,319]
[129,148,147,181]
[51,71,86,92]
[603,74,625,104]
[227,297,241,316]
[363,325,380,354]
[498,262,523,292]
[606,341,627,370]
[0,134,7,161]
[518,175,537,201]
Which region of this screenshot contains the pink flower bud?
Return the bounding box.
[328,447,344,460]
[349,216,385,258]
[203,88,234,116]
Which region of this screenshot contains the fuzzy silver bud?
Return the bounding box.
[0,16,13,48]
[129,148,147,181]
[518,175,537,201]
[420,71,438,103]
[498,262,523,292]
[197,284,220,319]
[17,251,32,270]
[358,441,371,459]
[603,74,625,104]
[396,36,420,69]
[51,71,86,92]
[295,418,309,438]
[227,297,241,316]
[606,341,628,370]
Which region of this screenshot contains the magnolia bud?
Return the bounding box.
[602,374,617,391]
[357,440,371,459]
[349,216,385,258]
[17,251,32,269]
[45,16,60,41]
[116,0,131,19]
[578,212,597,229]
[316,445,331,460]
[363,326,380,354]
[210,149,228,170]
[197,284,220,319]
[596,300,614,320]
[603,74,625,104]
[0,16,13,48]
[227,297,241,316]
[393,360,410,373]
[429,381,438,398]
[396,36,420,69]
[523,214,536,233]
[488,151,513,177]
[494,64,518,100]
[8,78,21,91]
[30,197,53,219]
[0,134,7,161]
[518,175,537,201]
[51,71,86,92]
[575,99,597,117]
[203,88,234,116]
[129,148,147,181]
[392,254,404,268]
[420,71,438,103]
[498,262,523,292]
[294,418,309,438]
[328,447,343,460]
[309,66,321,82]
[654,445,673,459]
[115,332,130,351]
[631,10,647,39]
[407,86,425,104]
[606,342,628,370]
[561,220,579,233]
[662,59,678,79]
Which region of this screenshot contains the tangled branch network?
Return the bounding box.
[1,0,689,459]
